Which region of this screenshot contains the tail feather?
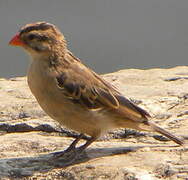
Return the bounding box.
[148,122,184,146]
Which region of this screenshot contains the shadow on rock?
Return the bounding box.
[0,145,160,178]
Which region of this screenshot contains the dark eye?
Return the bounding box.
[27,34,37,40]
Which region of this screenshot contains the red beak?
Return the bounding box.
[9,33,24,46]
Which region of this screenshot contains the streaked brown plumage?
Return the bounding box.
[9,22,184,156]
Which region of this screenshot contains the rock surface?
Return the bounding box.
[0,66,188,179]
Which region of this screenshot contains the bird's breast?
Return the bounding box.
[27,60,68,118]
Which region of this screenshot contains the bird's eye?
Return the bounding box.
[27,34,37,40]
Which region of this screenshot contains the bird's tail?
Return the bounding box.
[147,122,184,146]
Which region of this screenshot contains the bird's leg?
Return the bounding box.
[65,133,84,152]
[77,136,97,154]
[52,133,84,157]
[52,134,96,160]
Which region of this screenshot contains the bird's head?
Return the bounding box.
[9,22,67,59]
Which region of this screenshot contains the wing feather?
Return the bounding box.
[55,59,150,121]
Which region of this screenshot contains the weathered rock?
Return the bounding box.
[0,66,188,179]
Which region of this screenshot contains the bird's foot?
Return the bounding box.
[51,147,76,158]
[51,146,86,161]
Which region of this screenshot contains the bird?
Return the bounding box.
[9,22,184,156]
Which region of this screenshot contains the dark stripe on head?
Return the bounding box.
[20,22,54,35]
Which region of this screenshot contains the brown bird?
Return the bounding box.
[9,22,183,156]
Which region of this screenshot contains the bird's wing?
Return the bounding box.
[55,60,150,122]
